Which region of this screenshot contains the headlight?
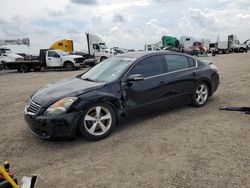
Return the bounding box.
[44,97,78,116]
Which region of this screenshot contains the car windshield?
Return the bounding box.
[57,50,69,56]
[99,43,108,49]
[81,57,136,82]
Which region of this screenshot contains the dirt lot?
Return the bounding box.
[0,52,250,188]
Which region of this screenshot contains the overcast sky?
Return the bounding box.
[1,0,250,54]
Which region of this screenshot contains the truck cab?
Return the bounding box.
[228,35,248,53]
[86,33,113,63]
[0,48,24,63]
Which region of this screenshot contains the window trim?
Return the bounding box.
[122,54,198,82]
[122,54,166,81]
[164,54,195,73]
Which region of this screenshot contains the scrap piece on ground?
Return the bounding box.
[219,106,250,114]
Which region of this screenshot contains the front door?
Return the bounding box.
[122,55,167,111]
[47,51,61,67]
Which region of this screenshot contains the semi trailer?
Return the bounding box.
[210,35,248,54]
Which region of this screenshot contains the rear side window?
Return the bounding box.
[129,55,164,78]
[188,57,196,67]
[164,55,189,72]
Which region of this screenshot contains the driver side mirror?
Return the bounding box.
[126,74,144,82]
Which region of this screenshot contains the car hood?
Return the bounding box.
[6,53,24,59]
[31,77,105,107]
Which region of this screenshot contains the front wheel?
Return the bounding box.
[79,103,116,140]
[192,82,209,107]
[64,62,75,71]
[217,49,223,54]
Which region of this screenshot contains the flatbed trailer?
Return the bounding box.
[3,59,42,72]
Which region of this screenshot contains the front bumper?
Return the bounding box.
[24,112,81,139]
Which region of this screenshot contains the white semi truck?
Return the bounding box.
[211,35,248,54]
[86,33,113,63]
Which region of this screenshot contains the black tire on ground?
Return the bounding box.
[64,62,75,71]
[78,103,117,141]
[192,82,209,107]
[100,57,108,62]
[19,64,30,73]
[217,49,223,54]
[239,48,244,53]
[224,49,230,54]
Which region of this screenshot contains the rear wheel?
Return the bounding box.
[19,64,30,73]
[79,103,116,140]
[192,82,209,107]
[224,49,230,54]
[217,49,223,54]
[239,48,244,53]
[64,62,75,71]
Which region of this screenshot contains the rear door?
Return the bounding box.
[162,54,198,102]
[122,55,167,110]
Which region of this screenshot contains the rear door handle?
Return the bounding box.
[191,72,197,76]
[48,58,51,60]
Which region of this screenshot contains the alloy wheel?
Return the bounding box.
[195,84,208,105]
[84,106,112,136]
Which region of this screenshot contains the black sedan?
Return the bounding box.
[24,51,219,140]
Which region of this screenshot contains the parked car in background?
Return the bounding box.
[24,51,219,140]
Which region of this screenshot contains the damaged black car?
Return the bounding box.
[24,51,219,140]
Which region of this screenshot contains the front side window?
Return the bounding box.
[48,51,59,58]
[128,55,164,78]
[164,55,190,72]
[99,43,108,49]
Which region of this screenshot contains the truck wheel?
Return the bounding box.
[64,62,75,71]
[19,64,30,73]
[224,49,230,54]
[239,48,244,53]
[217,49,223,54]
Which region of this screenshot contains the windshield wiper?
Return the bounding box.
[82,78,95,82]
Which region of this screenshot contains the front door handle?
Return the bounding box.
[160,81,165,85]
[48,58,51,60]
[191,72,197,76]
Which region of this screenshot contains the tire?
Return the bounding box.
[78,103,117,140]
[217,49,223,54]
[64,62,75,71]
[224,49,230,54]
[192,82,209,107]
[100,57,108,62]
[19,64,30,73]
[239,48,244,53]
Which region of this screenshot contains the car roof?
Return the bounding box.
[116,51,192,60]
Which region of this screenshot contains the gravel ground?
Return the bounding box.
[0,52,250,188]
